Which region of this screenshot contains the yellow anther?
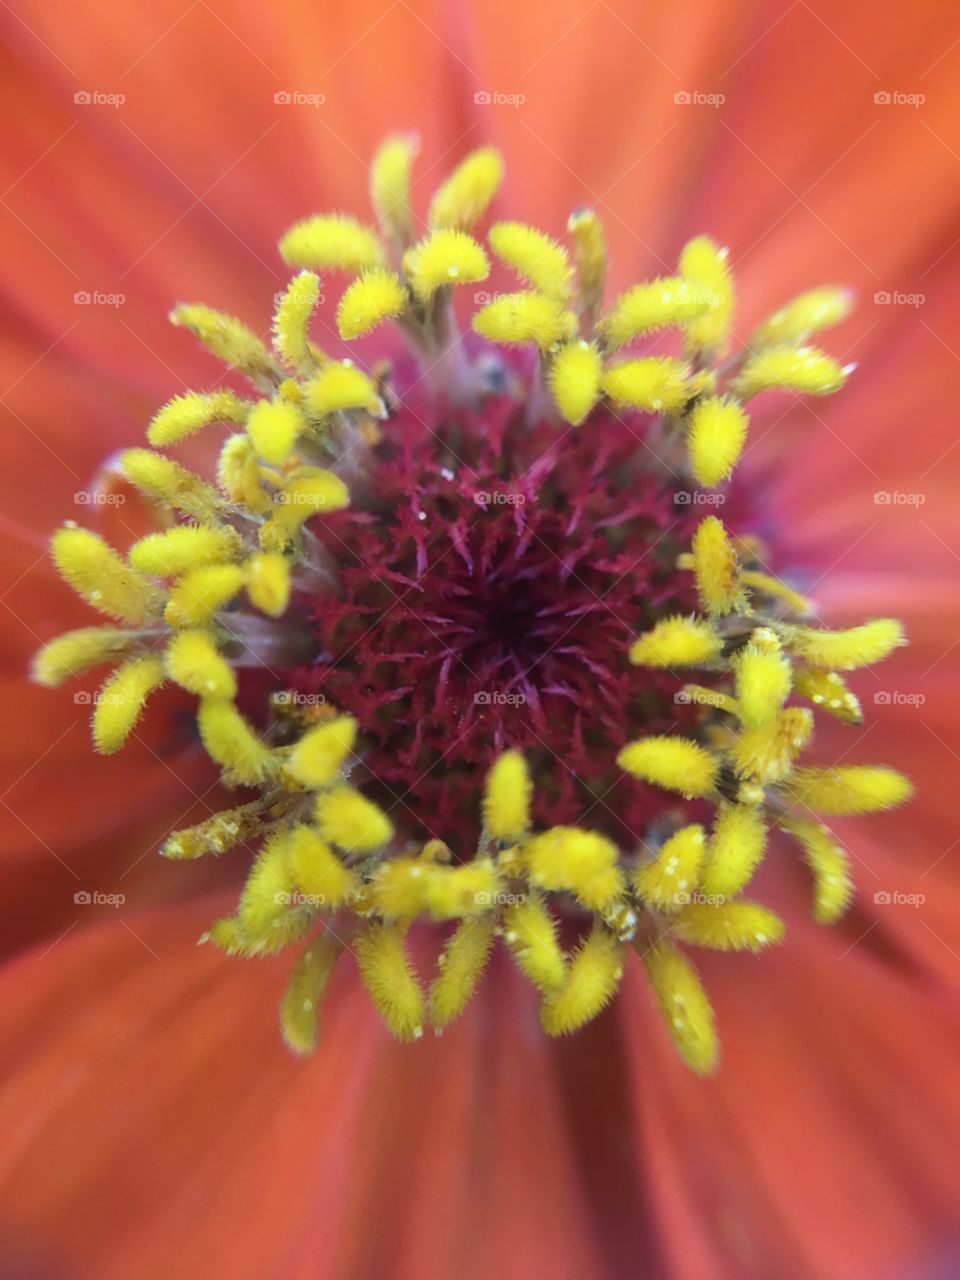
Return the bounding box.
[147,390,250,446]
[672,900,785,952]
[165,629,236,699]
[371,132,417,243]
[681,683,738,716]
[428,147,504,230]
[739,570,811,615]
[285,824,357,907]
[267,469,350,541]
[164,563,246,627]
[734,345,850,399]
[304,362,382,416]
[629,615,722,668]
[129,524,243,578]
[91,655,165,754]
[567,207,607,320]
[315,785,393,853]
[793,667,862,725]
[120,449,221,521]
[751,287,853,348]
[371,857,437,920]
[548,341,603,425]
[161,803,262,860]
[32,627,136,687]
[170,304,277,382]
[700,803,767,898]
[272,269,323,374]
[780,816,853,924]
[524,826,625,912]
[735,643,791,729]
[280,938,339,1055]
[634,824,706,911]
[473,290,575,350]
[618,736,719,799]
[489,221,573,300]
[337,269,408,339]
[541,926,623,1036]
[502,893,566,994]
[785,766,913,815]
[601,358,690,414]
[643,938,718,1075]
[686,396,749,487]
[287,715,357,788]
[52,525,162,624]
[482,749,531,843]
[691,515,747,616]
[426,859,504,920]
[279,214,384,274]
[237,832,306,952]
[354,922,424,1040]
[404,229,490,302]
[245,551,291,618]
[733,707,813,785]
[217,435,273,514]
[429,917,496,1030]
[197,697,277,785]
[678,236,734,355]
[601,277,709,350]
[246,399,306,465]
[785,619,905,671]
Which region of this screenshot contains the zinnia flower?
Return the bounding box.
[3,4,960,1279]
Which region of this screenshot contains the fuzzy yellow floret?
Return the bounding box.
[735,345,850,399]
[428,147,504,230]
[370,857,436,920]
[691,516,746,616]
[236,833,309,953]
[245,551,291,618]
[354,923,424,1040]
[160,803,261,860]
[628,615,722,668]
[700,803,767,898]
[732,707,813,785]
[686,397,749,487]
[280,938,339,1055]
[287,715,357,788]
[501,893,567,994]
[739,570,811,615]
[429,917,496,1030]
[541,926,623,1036]
[473,291,575,350]
[285,824,357,907]
[371,133,417,241]
[32,627,136,687]
[792,667,862,725]
[601,278,709,350]
[170,304,277,381]
[482,749,531,843]
[643,939,718,1074]
[315,785,393,853]
[52,526,162,624]
[91,655,166,753]
[197,697,277,785]
[567,207,607,315]
[404,229,490,302]
[272,269,323,373]
[617,736,719,799]
[217,436,272,515]
[736,643,791,729]
[678,236,734,354]
[489,221,573,300]
[601,358,690,414]
[164,563,246,627]
[120,449,222,521]
[246,400,305,465]
[304,362,382,417]
[672,900,785,951]
[785,766,913,815]
[265,469,350,543]
[337,269,408,340]
[129,525,243,578]
[524,827,626,912]
[279,214,384,274]
[780,816,853,924]
[426,859,505,920]
[147,390,250,446]
[751,287,852,347]
[634,825,706,911]
[165,629,236,699]
[548,341,603,425]
[785,619,905,671]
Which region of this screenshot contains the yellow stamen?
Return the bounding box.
[548,341,603,425]
[91,655,166,753]
[337,269,408,339]
[354,922,424,1040]
[541,925,623,1036]
[165,629,236,699]
[618,737,719,799]
[482,749,531,843]
[642,939,718,1075]
[601,357,690,413]
[429,917,496,1030]
[52,525,162,624]
[280,938,340,1055]
[148,390,250,446]
[279,214,384,274]
[489,221,573,300]
[428,147,504,230]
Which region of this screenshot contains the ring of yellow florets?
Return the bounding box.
[33,134,910,1071]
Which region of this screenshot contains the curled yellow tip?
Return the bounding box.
[473,291,575,351]
[541,926,623,1036]
[482,749,531,843]
[618,737,719,800]
[404,229,490,302]
[428,147,504,231]
[337,269,407,340]
[279,214,383,274]
[548,341,602,425]
[91,655,166,754]
[354,922,424,1041]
